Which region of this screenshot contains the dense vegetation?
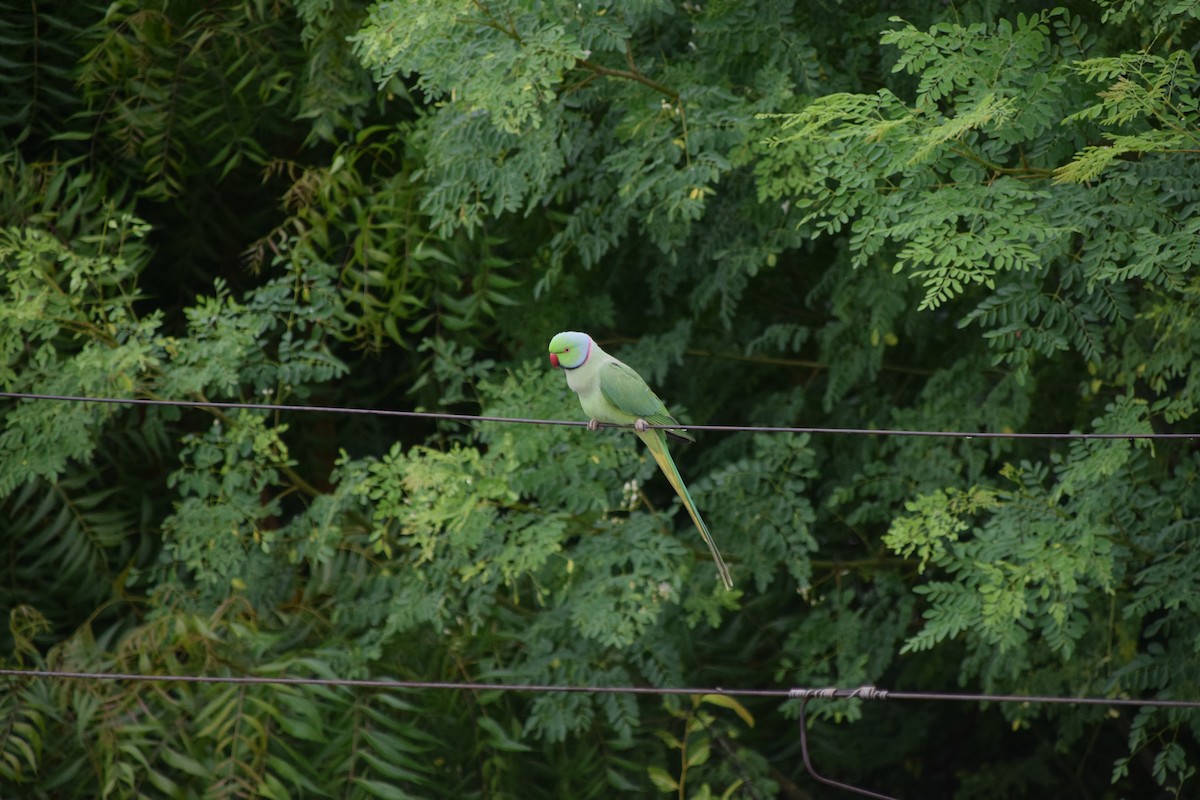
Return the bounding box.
[2,1,1199,797]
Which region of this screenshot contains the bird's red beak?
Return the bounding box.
[549,352,560,369]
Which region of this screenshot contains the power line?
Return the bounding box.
[2,669,1199,709]
[787,686,1200,709]
[4,670,1193,800]
[1,391,1195,441]
[786,686,1200,800]
[797,694,898,800]
[0,669,781,696]
[0,391,582,430]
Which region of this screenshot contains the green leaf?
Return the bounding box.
[477,715,533,753]
[646,766,679,793]
[698,694,755,728]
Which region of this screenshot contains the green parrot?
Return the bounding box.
[548,331,733,589]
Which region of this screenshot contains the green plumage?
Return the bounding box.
[549,331,733,589]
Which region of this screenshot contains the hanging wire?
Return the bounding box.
[786,686,1200,799]
[1,391,1195,440]
[795,689,897,800]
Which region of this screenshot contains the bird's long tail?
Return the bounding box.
[640,432,734,590]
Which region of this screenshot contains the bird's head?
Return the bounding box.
[548,331,592,370]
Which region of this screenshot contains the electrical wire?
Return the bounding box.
[798,695,898,800]
[3,670,1199,709]
[0,669,785,696]
[3,671,1197,799]
[1,391,1195,440]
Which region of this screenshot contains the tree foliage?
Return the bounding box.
[2,1,1200,797]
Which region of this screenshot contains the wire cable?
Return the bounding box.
[0,391,584,430]
[788,686,1200,709]
[798,694,897,800]
[786,686,1200,800]
[3,670,1200,709]
[0,669,788,696]
[5,670,1195,800]
[1,391,1195,440]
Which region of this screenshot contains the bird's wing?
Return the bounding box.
[599,361,694,442]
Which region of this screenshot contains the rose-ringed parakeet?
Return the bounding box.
[548,331,733,589]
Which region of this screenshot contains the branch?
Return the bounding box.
[949,146,1056,180]
[602,336,950,377]
[465,2,680,102]
[576,58,679,102]
[145,387,325,499]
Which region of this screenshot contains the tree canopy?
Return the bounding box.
[2,0,1199,797]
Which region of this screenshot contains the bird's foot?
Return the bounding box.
[587,419,601,432]
[634,418,649,433]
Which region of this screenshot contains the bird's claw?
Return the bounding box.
[634,418,649,433]
[587,419,601,432]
